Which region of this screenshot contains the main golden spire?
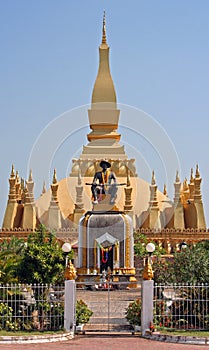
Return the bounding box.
[82,12,126,159]
[91,11,116,107]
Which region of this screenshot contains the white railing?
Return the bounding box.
[0,284,65,331]
[154,283,209,331]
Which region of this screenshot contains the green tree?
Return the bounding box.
[0,236,26,283]
[134,231,165,258]
[153,241,209,284]
[17,224,66,284]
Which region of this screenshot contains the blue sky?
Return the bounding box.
[0,0,209,225]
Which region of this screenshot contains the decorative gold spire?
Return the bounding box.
[193,164,206,228]
[151,170,156,185]
[48,169,61,229]
[174,171,182,205]
[183,178,188,191]
[21,178,25,191]
[74,166,85,223]
[8,164,16,202]
[42,181,46,195]
[124,167,133,213]
[50,169,58,204]
[126,169,131,187]
[196,164,200,178]
[163,184,167,196]
[75,166,84,209]
[21,179,26,203]
[15,171,21,201]
[11,164,15,177]
[25,169,34,204]
[77,167,82,186]
[91,12,116,106]
[188,168,195,200]
[149,170,158,209]
[28,169,33,182]
[2,165,18,229]
[102,11,107,44]
[190,168,194,183]
[15,170,20,182]
[53,169,57,184]
[175,170,180,183]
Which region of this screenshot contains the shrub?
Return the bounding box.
[125,299,141,326]
[76,300,93,326]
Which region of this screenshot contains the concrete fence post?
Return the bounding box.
[64,280,76,334]
[141,280,154,336]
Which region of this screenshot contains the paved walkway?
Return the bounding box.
[0,334,208,350]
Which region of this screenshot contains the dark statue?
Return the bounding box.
[91,160,117,205]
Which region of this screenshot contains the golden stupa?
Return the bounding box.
[2,13,208,256]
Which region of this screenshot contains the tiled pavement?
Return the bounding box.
[0,334,208,350]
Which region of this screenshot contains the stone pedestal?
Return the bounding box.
[77,210,136,285]
[141,280,154,336]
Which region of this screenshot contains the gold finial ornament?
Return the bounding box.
[50,169,58,204]
[78,167,82,186]
[163,184,167,196]
[53,169,57,184]
[42,181,46,194]
[151,170,156,185]
[183,178,188,190]
[11,164,15,178]
[28,169,33,182]
[176,170,180,183]
[190,168,194,183]
[126,169,131,187]
[143,242,155,280]
[64,260,77,280]
[143,258,154,280]
[196,164,200,178]
[102,11,107,44]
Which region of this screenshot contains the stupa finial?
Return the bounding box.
[42,181,46,194]
[190,168,194,183]
[196,163,200,178]
[77,167,82,186]
[28,169,33,182]
[53,169,57,184]
[163,184,167,196]
[151,170,156,185]
[175,170,180,183]
[102,10,107,44]
[16,170,20,183]
[11,164,15,177]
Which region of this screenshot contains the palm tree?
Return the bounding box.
[0,236,26,283]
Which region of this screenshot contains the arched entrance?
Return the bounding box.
[95,232,119,273]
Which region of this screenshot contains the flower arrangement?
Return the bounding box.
[76,299,93,326]
[125,298,141,326]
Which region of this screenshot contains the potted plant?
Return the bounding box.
[125,298,141,332]
[76,299,93,331]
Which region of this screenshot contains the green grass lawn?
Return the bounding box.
[0,330,66,336]
[156,329,209,337]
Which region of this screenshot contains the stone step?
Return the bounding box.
[84,323,132,331]
[87,317,129,324]
[76,288,141,330]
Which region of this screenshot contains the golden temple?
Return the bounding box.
[2,12,209,261]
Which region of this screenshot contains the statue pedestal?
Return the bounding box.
[93,194,118,212]
[77,210,136,288]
